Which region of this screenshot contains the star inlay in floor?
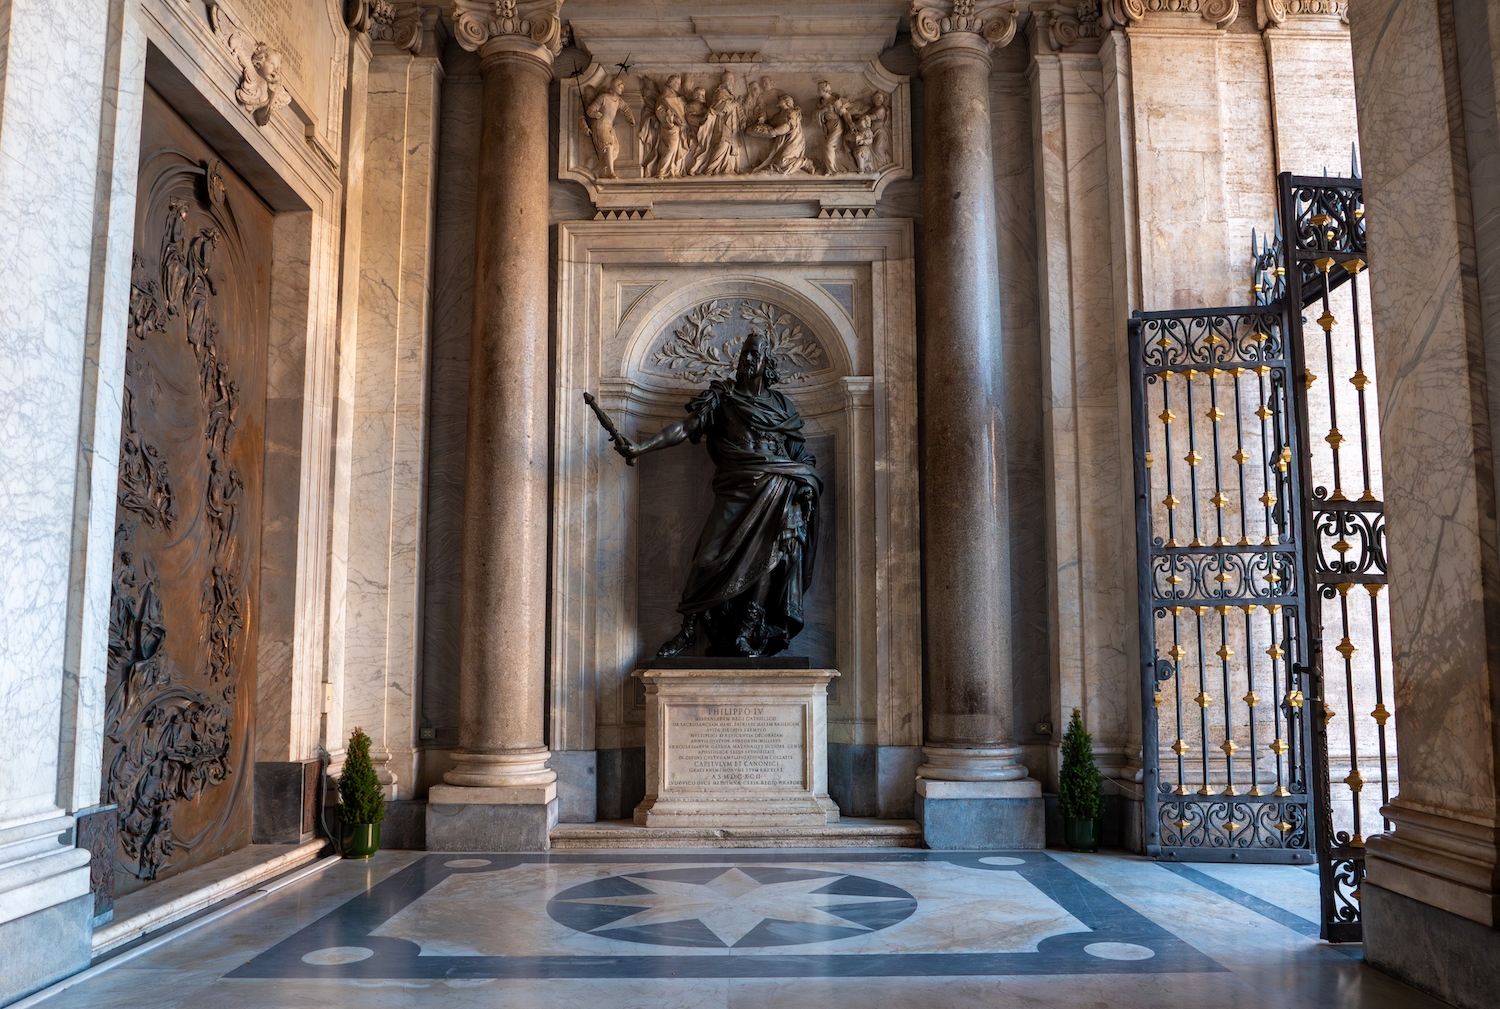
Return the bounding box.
[547,865,917,947]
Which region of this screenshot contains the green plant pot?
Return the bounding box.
[342,822,380,859]
[1064,816,1101,853]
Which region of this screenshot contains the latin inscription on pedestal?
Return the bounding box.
[665,704,804,790]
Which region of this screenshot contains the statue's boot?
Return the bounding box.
[656,615,697,657]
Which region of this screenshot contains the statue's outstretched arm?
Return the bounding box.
[616,421,687,462]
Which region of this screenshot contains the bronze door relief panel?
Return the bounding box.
[107,87,273,893]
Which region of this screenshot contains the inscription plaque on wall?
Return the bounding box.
[666,704,804,790]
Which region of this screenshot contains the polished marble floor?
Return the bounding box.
[32,848,1449,1008]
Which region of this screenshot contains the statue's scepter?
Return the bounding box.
[583,392,634,465]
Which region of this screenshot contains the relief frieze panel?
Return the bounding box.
[561,63,911,211]
[107,92,272,893]
[109,195,251,882]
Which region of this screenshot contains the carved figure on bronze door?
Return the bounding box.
[604,332,821,658]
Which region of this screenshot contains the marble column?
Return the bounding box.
[1348,1,1500,1006]
[426,0,565,851]
[909,1,1043,849]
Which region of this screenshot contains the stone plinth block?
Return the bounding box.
[634,667,840,827]
[426,782,559,851]
[914,778,1045,849]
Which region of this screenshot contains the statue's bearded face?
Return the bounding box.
[737,337,767,384]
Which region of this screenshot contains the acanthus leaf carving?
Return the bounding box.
[1049,1,1104,49]
[207,1,292,127]
[909,0,1018,53]
[451,0,565,58]
[1098,0,1240,28]
[370,1,426,54]
[1257,0,1348,28]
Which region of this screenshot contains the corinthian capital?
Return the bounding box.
[909,0,1019,54]
[452,0,566,60]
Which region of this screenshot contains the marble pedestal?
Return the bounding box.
[634,664,840,827]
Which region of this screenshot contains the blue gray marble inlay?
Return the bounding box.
[226,850,1221,979]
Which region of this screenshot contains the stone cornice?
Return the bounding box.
[451,0,566,63]
[909,0,1020,55]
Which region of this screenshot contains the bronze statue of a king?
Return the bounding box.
[612,331,821,658]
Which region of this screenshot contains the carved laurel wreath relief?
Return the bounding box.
[649,300,827,385]
[112,194,249,881]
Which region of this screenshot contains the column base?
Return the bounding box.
[914,778,1044,849]
[426,781,559,851]
[0,893,92,1005]
[1364,883,1500,1009]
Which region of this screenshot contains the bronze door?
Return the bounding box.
[108,86,273,892]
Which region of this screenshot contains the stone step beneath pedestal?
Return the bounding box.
[549,816,923,849]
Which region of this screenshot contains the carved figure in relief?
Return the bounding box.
[691,72,745,175]
[582,76,636,179]
[845,90,892,169]
[208,2,291,127]
[848,113,876,173]
[605,332,822,658]
[815,80,850,174]
[684,86,710,166]
[639,74,690,179]
[747,95,814,174]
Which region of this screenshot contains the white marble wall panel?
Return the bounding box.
[1029,44,1133,787]
[0,0,141,955]
[1120,23,1276,310]
[1263,22,1359,177]
[333,45,442,799]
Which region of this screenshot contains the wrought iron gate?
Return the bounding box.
[1131,170,1389,941]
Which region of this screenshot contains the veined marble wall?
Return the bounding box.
[1348,2,1500,1004]
[0,0,355,997]
[0,0,144,998]
[332,16,445,800]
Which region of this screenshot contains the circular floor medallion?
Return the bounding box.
[977,856,1027,866]
[1083,941,1156,961]
[302,946,375,965]
[443,858,493,868]
[548,865,917,949]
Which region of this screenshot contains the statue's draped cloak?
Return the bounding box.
[678,380,821,654]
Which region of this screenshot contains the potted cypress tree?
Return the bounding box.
[1058,708,1106,852]
[338,727,384,858]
